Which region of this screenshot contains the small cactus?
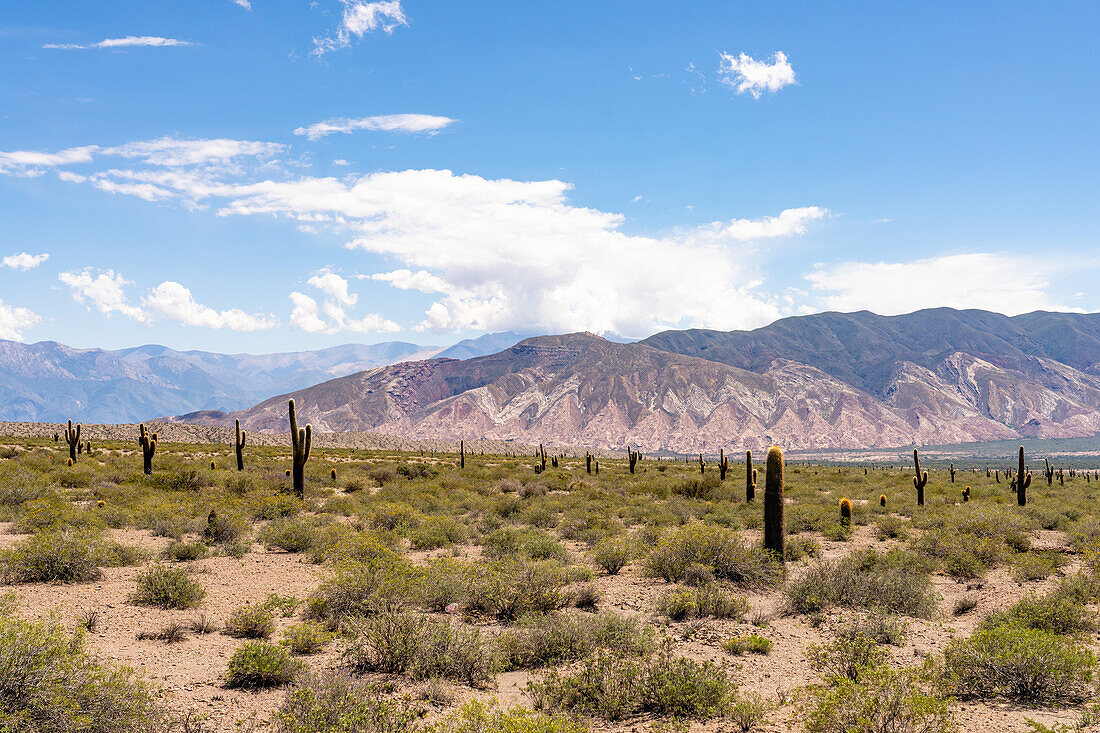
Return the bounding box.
[963,485,971,502]
[763,446,785,562]
[139,423,157,475]
[912,449,928,506]
[66,457,73,467]
[289,398,312,500]
[879,494,887,508]
[331,468,337,484]
[839,497,852,528]
[64,420,81,463]
[210,460,216,470]
[285,469,291,477]
[746,450,757,502]
[234,419,247,471]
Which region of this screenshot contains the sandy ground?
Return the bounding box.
[2,517,1091,732]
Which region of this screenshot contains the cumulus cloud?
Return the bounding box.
[0,300,40,341]
[688,206,828,244]
[59,268,277,330]
[2,252,49,270]
[294,114,457,140]
[313,0,407,56]
[143,282,278,331]
[805,253,1081,316]
[717,51,796,98]
[44,36,191,50]
[59,269,147,321]
[290,269,399,334]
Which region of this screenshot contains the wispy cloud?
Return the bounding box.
[717,51,796,98]
[805,253,1081,316]
[43,36,191,50]
[312,0,407,57]
[58,268,277,330]
[232,0,252,9]
[0,300,40,341]
[290,269,400,334]
[294,113,457,140]
[2,252,49,271]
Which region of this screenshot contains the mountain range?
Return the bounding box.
[0,332,531,423]
[187,309,1100,452]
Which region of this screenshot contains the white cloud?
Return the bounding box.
[233,0,252,9]
[44,36,191,50]
[717,51,796,98]
[58,269,146,321]
[295,113,456,140]
[688,206,828,244]
[0,145,99,176]
[2,252,49,271]
[313,0,407,56]
[143,282,278,331]
[0,300,40,341]
[290,270,399,334]
[805,253,1081,316]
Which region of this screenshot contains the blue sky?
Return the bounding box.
[1,1,1098,352]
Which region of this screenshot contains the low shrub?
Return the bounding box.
[645,522,781,588]
[305,558,417,629]
[163,540,208,562]
[723,634,772,655]
[224,604,276,639]
[436,700,587,733]
[2,529,106,583]
[656,584,750,621]
[130,564,205,609]
[274,672,423,733]
[590,536,632,575]
[941,622,1095,703]
[344,611,495,687]
[785,550,936,618]
[409,515,468,550]
[497,611,655,670]
[981,588,1096,636]
[466,559,571,620]
[225,641,304,689]
[281,622,332,655]
[0,614,161,733]
[802,666,953,733]
[874,514,909,540]
[808,634,888,683]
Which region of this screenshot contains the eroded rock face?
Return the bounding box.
[209,322,1100,452]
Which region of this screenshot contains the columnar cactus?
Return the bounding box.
[289,398,312,500]
[539,444,547,472]
[627,448,639,474]
[64,419,81,463]
[839,497,852,528]
[1015,446,1031,507]
[460,440,465,469]
[949,463,956,483]
[698,453,705,474]
[586,452,592,474]
[235,419,246,471]
[913,449,928,506]
[718,449,729,481]
[763,446,785,562]
[1044,459,1054,486]
[746,450,757,502]
[139,423,157,475]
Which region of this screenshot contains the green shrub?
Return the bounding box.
[436,700,587,733]
[590,536,632,575]
[723,634,772,655]
[130,564,205,609]
[306,558,417,629]
[981,592,1095,637]
[497,611,654,670]
[466,559,571,620]
[644,522,781,588]
[941,622,1095,703]
[274,672,423,733]
[409,515,468,550]
[163,540,208,562]
[530,646,733,721]
[260,517,318,553]
[224,604,276,639]
[344,611,495,687]
[201,510,249,545]
[874,515,909,540]
[1011,551,1066,582]
[225,641,304,689]
[786,550,936,618]
[785,534,820,562]
[281,622,332,655]
[808,634,888,682]
[2,529,105,583]
[0,615,161,733]
[655,584,750,621]
[803,666,953,733]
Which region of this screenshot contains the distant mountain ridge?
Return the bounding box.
[195,309,1100,452]
[0,332,531,423]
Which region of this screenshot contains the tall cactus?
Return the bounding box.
[235,419,246,471]
[746,450,757,502]
[1015,446,1032,507]
[913,449,928,506]
[139,423,157,475]
[763,446,785,562]
[586,451,592,474]
[718,449,729,480]
[64,420,81,463]
[698,453,705,474]
[289,399,312,500]
[1044,459,1054,486]
[627,448,639,474]
[949,463,956,483]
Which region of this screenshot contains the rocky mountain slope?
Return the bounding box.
[193,310,1100,452]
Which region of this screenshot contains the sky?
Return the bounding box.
[1,1,1098,353]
